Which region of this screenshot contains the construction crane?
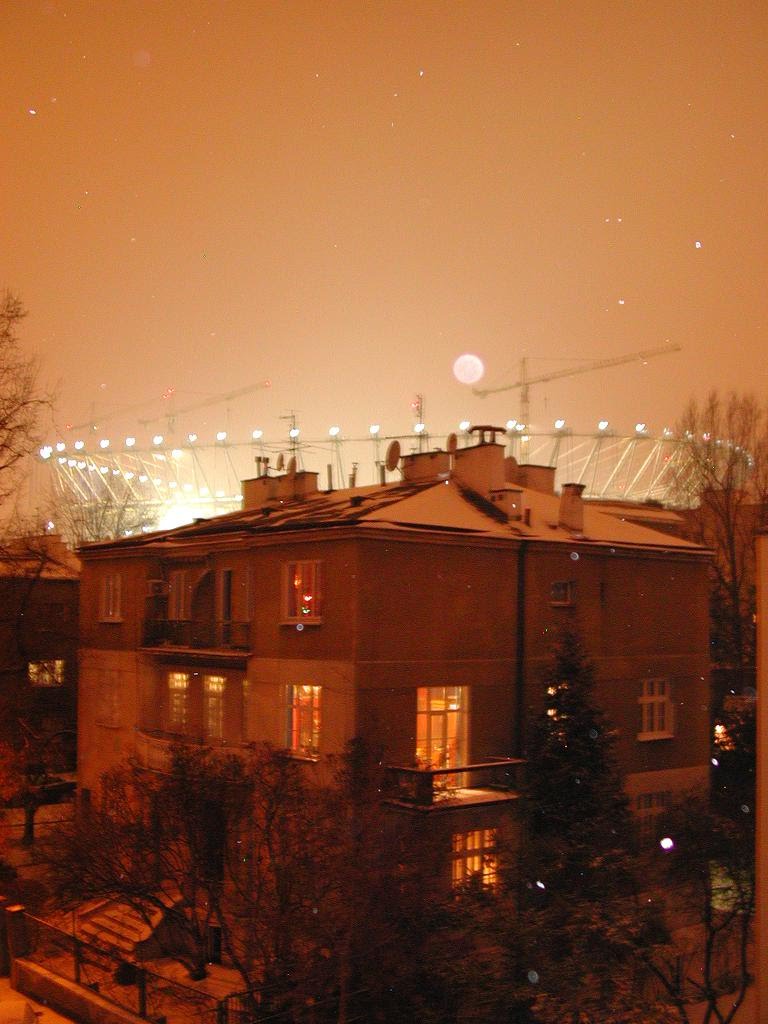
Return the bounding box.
[139,380,272,431]
[64,392,176,434]
[473,343,681,429]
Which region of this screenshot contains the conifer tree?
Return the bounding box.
[519,629,671,1023]
[525,628,634,898]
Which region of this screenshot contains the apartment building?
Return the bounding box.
[0,533,79,759]
[77,433,711,884]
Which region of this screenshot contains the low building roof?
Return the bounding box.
[80,474,707,558]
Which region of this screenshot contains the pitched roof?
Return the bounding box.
[81,475,706,556]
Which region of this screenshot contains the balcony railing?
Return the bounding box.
[383,758,525,808]
[142,619,251,652]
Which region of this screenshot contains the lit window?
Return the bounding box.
[635,791,671,838]
[416,686,468,769]
[99,573,122,621]
[284,561,322,622]
[550,580,575,606]
[452,829,498,890]
[204,675,225,740]
[638,679,674,740]
[28,659,65,687]
[169,570,191,621]
[288,684,321,757]
[167,672,190,734]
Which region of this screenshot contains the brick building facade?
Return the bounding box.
[77,437,711,883]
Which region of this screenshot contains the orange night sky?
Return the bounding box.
[2,1,766,448]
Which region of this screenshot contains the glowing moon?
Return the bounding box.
[453,353,485,385]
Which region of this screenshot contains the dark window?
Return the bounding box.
[550,580,575,606]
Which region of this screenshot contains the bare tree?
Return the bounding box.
[48,487,155,545]
[0,292,47,505]
[636,796,754,1024]
[44,744,341,991]
[674,392,768,690]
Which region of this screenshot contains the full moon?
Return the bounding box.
[453,353,485,385]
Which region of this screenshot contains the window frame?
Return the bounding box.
[287,684,321,758]
[635,790,672,839]
[637,678,674,741]
[451,828,499,891]
[416,686,469,770]
[550,580,576,607]
[167,671,190,735]
[99,572,123,622]
[28,659,65,687]
[203,674,226,741]
[168,570,192,621]
[282,561,323,624]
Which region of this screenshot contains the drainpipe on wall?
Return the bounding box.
[515,540,527,758]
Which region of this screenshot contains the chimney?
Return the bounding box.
[278,470,320,501]
[511,462,556,495]
[401,450,451,482]
[558,483,586,533]
[242,475,277,509]
[453,442,505,494]
[242,470,319,508]
[489,485,524,521]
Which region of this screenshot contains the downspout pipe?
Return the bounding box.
[515,539,526,758]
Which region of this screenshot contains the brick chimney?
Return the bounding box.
[242,470,319,509]
[510,463,556,495]
[453,442,505,495]
[489,485,524,521]
[242,475,277,509]
[558,483,586,533]
[401,450,451,482]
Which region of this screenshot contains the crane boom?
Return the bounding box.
[473,344,681,399]
[138,380,272,426]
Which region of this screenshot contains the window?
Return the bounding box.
[416,686,468,769]
[638,679,674,740]
[99,573,122,621]
[550,580,575,606]
[218,570,233,621]
[167,672,190,733]
[288,684,321,757]
[204,674,225,740]
[28,659,65,687]
[283,561,322,622]
[169,570,191,620]
[635,791,671,839]
[97,670,121,727]
[452,829,498,890]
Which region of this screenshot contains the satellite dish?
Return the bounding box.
[385,439,401,473]
[446,432,458,454]
[276,452,285,471]
[286,456,297,476]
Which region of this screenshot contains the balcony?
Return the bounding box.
[135,729,177,771]
[135,729,238,771]
[142,619,251,657]
[383,758,525,810]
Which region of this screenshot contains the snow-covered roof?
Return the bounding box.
[81,471,707,558]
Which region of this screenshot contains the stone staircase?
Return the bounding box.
[76,891,177,959]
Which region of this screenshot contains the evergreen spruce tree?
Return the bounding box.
[519,629,672,1023]
[525,628,634,898]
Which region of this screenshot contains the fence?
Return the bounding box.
[14,911,372,1024]
[22,913,224,1024]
